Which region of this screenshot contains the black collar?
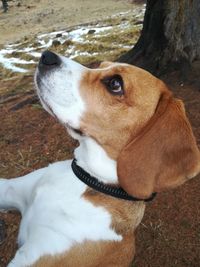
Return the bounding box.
[71,159,157,202]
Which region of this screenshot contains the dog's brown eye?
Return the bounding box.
[102,75,124,96]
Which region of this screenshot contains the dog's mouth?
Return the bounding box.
[67,125,84,136]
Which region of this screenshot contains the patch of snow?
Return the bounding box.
[0,7,145,73]
[6,43,22,48]
[28,51,41,58]
[0,52,28,72]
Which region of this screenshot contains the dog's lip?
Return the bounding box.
[68,126,84,136]
[35,70,42,92]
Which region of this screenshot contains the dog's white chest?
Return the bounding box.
[17,160,121,263]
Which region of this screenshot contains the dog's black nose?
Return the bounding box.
[39,50,61,67]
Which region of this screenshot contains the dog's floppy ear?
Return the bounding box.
[117,92,200,199]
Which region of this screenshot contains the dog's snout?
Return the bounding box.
[39,50,61,68]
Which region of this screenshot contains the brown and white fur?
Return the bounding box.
[0,51,200,267]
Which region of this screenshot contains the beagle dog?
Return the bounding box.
[0,51,200,267]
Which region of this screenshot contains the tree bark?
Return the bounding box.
[119,0,200,76]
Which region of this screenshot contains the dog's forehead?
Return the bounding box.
[97,63,139,78]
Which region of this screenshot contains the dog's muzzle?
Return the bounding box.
[35,51,86,129]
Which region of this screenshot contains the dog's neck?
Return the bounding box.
[74,137,118,184]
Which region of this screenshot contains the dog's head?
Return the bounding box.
[35,51,200,199]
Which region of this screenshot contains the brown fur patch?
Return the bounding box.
[83,188,145,236]
[33,235,135,267]
[33,189,145,267]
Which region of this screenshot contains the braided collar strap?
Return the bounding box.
[71,159,157,202]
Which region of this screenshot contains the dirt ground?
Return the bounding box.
[0,1,200,267]
[0,0,134,45]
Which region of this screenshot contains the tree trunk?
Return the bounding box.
[119,0,200,76]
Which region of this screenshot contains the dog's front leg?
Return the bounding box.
[0,167,48,214]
